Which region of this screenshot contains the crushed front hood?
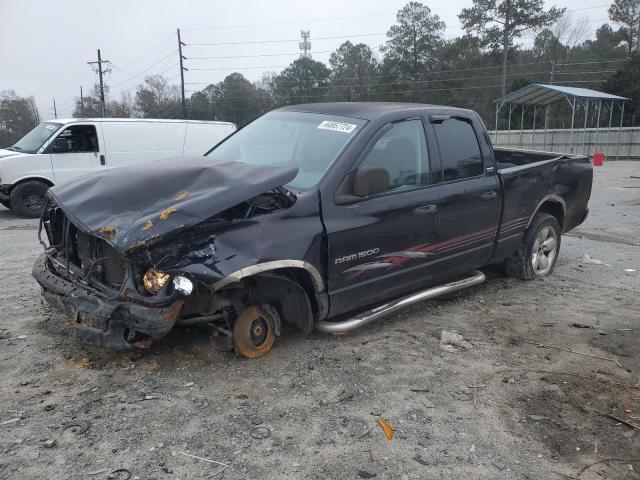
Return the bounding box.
[47,157,298,252]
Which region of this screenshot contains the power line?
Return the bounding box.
[183,58,625,84]
[109,49,178,88]
[179,4,610,32]
[184,78,610,102]
[187,50,335,60]
[116,33,176,71]
[182,69,559,94]
[186,32,388,46]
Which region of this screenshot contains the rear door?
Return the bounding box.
[46,123,106,184]
[325,118,443,316]
[428,114,500,277]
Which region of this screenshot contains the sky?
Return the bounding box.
[0,0,614,119]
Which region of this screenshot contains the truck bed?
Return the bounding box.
[493,146,579,169]
[490,147,593,263]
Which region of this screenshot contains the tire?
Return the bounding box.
[0,198,11,210]
[505,213,561,280]
[9,181,50,218]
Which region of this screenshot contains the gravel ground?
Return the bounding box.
[0,162,639,480]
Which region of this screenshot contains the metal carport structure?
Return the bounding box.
[494,84,628,156]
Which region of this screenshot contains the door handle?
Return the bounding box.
[414,204,438,214]
[480,191,497,200]
[100,154,106,165]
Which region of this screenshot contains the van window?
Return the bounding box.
[433,118,483,181]
[49,125,99,154]
[359,119,430,193]
[12,122,62,153]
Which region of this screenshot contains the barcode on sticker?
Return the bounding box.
[317,121,357,133]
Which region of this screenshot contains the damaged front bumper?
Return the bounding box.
[33,253,183,350]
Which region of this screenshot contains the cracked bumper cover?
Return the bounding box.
[32,253,183,350]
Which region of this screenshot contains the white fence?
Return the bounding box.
[490,127,640,160]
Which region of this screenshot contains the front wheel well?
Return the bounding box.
[11,177,54,191]
[234,268,319,335]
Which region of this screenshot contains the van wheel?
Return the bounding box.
[233,306,276,359]
[10,181,49,218]
[505,213,561,280]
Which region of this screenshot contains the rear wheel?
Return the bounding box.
[232,306,276,359]
[505,213,561,280]
[10,180,49,218]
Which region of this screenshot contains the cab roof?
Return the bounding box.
[277,102,468,120]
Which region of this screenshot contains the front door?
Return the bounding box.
[46,123,105,184]
[324,118,443,316]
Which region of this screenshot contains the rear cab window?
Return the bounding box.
[432,117,483,182]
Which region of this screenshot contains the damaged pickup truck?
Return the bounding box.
[33,103,593,357]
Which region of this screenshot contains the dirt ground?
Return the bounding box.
[0,161,638,480]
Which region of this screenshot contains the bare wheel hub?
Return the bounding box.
[531,226,557,275]
[233,306,276,358]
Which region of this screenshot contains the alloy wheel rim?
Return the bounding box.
[531,226,557,275]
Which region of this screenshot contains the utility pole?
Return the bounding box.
[80,86,84,118]
[177,28,187,119]
[299,30,311,58]
[52,99,57,119]
[87,49,110,117]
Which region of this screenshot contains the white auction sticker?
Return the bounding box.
[317,121,358,133]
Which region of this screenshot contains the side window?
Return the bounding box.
[433,118,483,182]
[359,119,429,193]
[49,125,99,154]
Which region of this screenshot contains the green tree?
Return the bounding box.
[72,93,132,118]
[329,42,378,101]
[459,0,564,95]
[380,2,445,100]
[608,0,640,53]
[271,57,331,105]
[186,89,215,120]
[211,73,269,126]
[0,91,39,147]
[573,24,627,61]
[134,75,180,118]
[603,54,640,124]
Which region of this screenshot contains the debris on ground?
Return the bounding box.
[376,418,394,440]
[581,254,610,266]
[439,330,473,353]
[357,470,377,478]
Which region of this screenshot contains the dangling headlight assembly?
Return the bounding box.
[143,268,171,295]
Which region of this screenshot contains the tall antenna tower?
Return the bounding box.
[299,30,311,59]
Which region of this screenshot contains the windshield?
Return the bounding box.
[12,122,63,153]
[206,111,365,189]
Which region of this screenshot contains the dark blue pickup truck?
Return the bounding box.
[33,102,592,357]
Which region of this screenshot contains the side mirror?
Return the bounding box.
[353,166,390,197]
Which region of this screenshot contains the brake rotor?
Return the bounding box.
[232,306,276,359]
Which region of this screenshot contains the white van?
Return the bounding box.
[0,118,236,217]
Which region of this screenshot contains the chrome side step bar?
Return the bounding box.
[316,270,486,334]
